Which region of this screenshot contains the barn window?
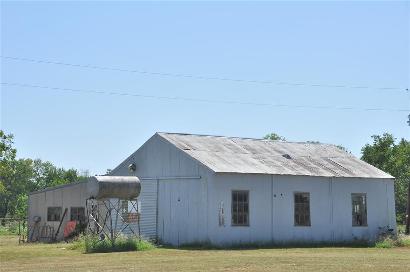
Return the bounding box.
[70,207,85,222]
[294,192,311,226]
[352,193,367,226]
[231,190,249,226]
[47,207,62,221]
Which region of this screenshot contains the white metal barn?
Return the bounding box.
[109,132,396,246]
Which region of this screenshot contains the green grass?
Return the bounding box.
[1,235,410,271]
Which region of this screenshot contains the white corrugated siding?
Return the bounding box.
[110,179,158,239]
[157,178,208,246]
[206,174,396,245]
[138,180,158,239]
[109,134,202,241]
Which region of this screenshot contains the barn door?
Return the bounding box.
[176,181,189,246]
[158,180,178,245]
[158,179,189,246]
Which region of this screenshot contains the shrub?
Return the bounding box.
[375,237,396,248]
[375,235,410,248]
[67,235,86,251]
[402,237,410,247]
[0,220,27,236]
[69,234,154,253]
[0,226,13,235]
[136,239,155,251]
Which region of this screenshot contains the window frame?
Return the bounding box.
[351,193,367,227]
[231,190,250,227]
[70,207,85,223]
[294,192,311,227]
[47,207,62,222]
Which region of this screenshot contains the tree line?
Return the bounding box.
[0,131,88,218]
[0,130,409,223]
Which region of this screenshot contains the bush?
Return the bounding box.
[375,235,410,248]
[67,235,86,251]
[375,237,396,248]
[0,226,13,235]
[0,219,26,236]
[68,235,154,253]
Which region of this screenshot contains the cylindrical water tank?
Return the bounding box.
[87,176,141,200]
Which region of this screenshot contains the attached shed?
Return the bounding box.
[27,176,141,242]
[28,132,396,245]
[28,181,88,241]
[109,132,396,246]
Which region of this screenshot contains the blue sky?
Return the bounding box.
[1,1,409,175]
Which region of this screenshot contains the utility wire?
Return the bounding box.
[1,56,407,91]
[2,82,409,112]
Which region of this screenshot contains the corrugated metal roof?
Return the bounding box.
[29,180,88,195]
[158,132,393,179]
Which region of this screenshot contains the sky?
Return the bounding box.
[1,1,409,175]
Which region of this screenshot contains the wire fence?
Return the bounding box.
[0,217,27,243]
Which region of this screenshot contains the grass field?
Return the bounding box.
[1,235,410,272]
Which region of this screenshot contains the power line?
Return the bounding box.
[1,55,407,91]
[2,82,409,112]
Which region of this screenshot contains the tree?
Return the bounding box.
[0,129,88,218]
[0,131,16,162]
[361,133,410,223]
[2,158,35,217]
[0,131,17,194]
[0,131,18,217]
[306,141,349,153]
[264,133,286,141]
[31,160,84,189]
[335,145,350,153]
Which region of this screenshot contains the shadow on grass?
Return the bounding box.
[159,240,372,251]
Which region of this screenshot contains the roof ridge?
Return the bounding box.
[156,132,335,146]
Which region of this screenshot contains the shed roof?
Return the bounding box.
[157,132,393,179]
